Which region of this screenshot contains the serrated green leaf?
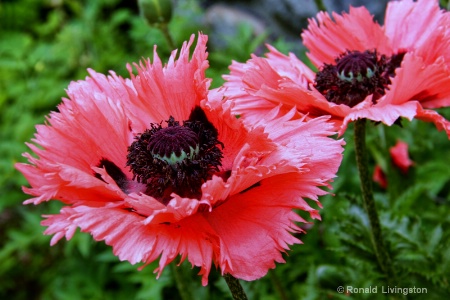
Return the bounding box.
[426,225,443,254]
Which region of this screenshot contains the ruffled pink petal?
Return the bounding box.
[340,101,419,136]
[126,192,212,226]
[264,45,316,83]
[200,102,285,206]
[384,0,444,55]
[222,45,316,124]
[341,100,450,139]
[15,85,132,203]
[82,69,135,114]
[201,99,272,172]
[223,58,296,124]
[124,193,168,221]
[261,112,345,188]
[390,141,414,174]
[29,92,130,174]
[203,99,329,206]
[241,57,308,108]
[302,6,392,67]
[124,34,210,131]
[16,161,126,205]
[202,156,303,211]
[415,105,450,139]
[426,13,450,64]
[42,206,81,245]
[379,53,450,108]
[200,109,343,281]
[223,51,352,129]
[202,107,344,209]
[205,174,313,281]
[45,205,220,286]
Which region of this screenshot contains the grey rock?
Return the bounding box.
[202,0,391,52]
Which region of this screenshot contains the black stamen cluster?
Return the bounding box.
[315,50,391,107]
[95,158,128,192]
[383,52,406,80]
[126,106,223,204]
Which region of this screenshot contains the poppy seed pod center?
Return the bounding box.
[314,50,390,107]
[126,106,224,204]
[147,125,200,166]
[336,51,377,82]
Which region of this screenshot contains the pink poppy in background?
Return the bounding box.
[390,140,414,174]
[223,0,450,137]
[16,34,344,285]
[373,165,388,189]
[373,140,414,188]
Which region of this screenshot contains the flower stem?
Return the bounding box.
[353,119,396,284]
[269,270,289,300]
[158,23,176,50]
[171,263,193,300]
[314,0,327,11]
[223,274,248,300]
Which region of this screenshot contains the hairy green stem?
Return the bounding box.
[314,0,327,11]
[269,270,289,300]
[171,263,193,300]
[158,23,176,50]
[223,274,248,300]
[354,119,396,284]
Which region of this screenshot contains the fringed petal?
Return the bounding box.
[415,105,450,139]
[205,178,310,281]
[68,206,219,286]
[124,34,210,131]
[384,0,444,54]
[340,101,419,136]
[380,53,450,108]
[302,6,391,67]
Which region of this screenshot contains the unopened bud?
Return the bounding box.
[138,0,173,26]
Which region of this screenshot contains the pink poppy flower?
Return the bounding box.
[373,165,388,189]
[389,140,414,174]
[373,140,414,188]
[16,34,344,285]
[223,0,450,137]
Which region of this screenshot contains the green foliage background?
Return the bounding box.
[1,0,449,299]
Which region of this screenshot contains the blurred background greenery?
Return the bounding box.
[1,0,450,299]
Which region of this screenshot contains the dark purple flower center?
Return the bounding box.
[95,158,128,191]
[147,126,199,165]
[126,106,223,204]
[314,50,405,107]
[336,51,377,82]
